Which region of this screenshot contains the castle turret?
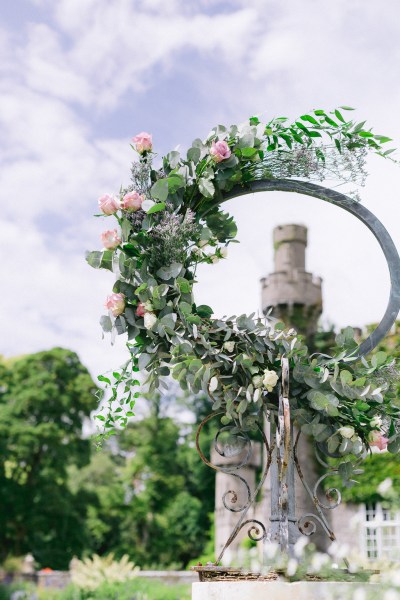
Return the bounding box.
[261,224,322,338]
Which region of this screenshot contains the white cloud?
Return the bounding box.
[13,0,259,110]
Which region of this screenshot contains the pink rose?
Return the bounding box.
[120,191,145,211]
[105,293,125,317]
[368,430,389,451]
[132,132,153,154]
[210,140,231,163]
[136,302,146,317]
[101,229,121,249]
[98,194,119,215]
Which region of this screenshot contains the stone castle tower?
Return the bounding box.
[261,224,322,338]
[214,224,329,560]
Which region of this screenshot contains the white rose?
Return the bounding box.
[263,369,279,392]
[144,312,157,330]
[337,426,355,439]
[210,254,219,264]
[198,239,209,249]
[220,247,228,258]
[223,341,235,353]
[370,415,382,429]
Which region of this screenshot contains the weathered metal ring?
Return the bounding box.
[222,179,400,357]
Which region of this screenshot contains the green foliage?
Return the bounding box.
[69,393,214,569]
[0,349,97,569]
[327,453,400,505]
[0,578,191,600]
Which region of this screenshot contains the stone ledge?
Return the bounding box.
[192,581,376,600]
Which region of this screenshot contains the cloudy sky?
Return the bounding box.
[1,0,400,381]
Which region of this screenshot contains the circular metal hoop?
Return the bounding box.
[222,179,400,357]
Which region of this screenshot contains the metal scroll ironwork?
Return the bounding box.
[196,411,274,564]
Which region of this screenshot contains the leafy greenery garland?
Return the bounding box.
[87,107,399,481]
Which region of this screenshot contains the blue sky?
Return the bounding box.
[1,0,400,379]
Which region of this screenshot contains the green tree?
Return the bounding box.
[72,392,215,568]
[0,348,97,569]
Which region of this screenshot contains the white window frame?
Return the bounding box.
[360,503,400,561]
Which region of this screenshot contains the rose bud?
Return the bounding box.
[136,302,146,317]
[101,229,121,249]
[132,132,153,154]
[98,194,119,215]
[105,293,125,317]
[368,430,389,451]
[120,191,145,211]
[209,140,231,163]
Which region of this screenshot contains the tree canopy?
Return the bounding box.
[0,348,97,568]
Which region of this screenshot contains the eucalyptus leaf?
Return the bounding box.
[199,177,215,198]
[115,316,126,335]
[156,262,183,280]
[151,178,169,202]
[138,353,152,371]
[100,315,113,332]
[187,147,201,163]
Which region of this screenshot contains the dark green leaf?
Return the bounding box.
[324,116,338,127]
[334,109,346,123]
[196,305,213,318]
[300,114,319,125]
[334,139,342,153]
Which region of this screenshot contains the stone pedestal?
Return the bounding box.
[192,581,375,600]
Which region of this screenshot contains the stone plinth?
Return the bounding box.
[192,581,375,600]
